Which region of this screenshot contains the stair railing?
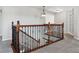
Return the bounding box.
[19,29,40,53]
[12,21,64,53]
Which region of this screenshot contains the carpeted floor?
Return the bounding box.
[0,34,79,53]
[0,40,13,53]
[32,34,79,53]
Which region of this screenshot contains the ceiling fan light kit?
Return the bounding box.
[41,6,46,17]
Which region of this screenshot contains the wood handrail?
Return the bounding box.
[19,29,40,43]
[19,23,64,27]
[12,21,64,53]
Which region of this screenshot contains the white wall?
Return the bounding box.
[1,6,79,40]
[73,7,79,40]
[54,12,65,23]
[53,6,79,40]
[54,7,74,33]
[2,6,45,40]
[0,12,2,35]
[45,13,54,24]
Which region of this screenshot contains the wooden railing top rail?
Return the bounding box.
[19,29,40,43]
[19,23,64,27]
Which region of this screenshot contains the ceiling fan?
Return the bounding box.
[41,6,46,17]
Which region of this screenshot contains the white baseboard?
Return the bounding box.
[74,36,79,40]
[64,32,79,40]
[2,39,8,41]
[64,32,74,36]
[2,38,11,41]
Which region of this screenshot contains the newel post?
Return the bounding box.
[48,22,51,34]
[62,23,64,39]
[12,21,14,45]
[48,22,51,43]
[16,21,20,53]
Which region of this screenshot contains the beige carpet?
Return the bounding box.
[32,34,79,53]
[0,34,79,53]
[0,40,13,53]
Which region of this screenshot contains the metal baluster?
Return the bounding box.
[37,26,40,46]
[55,26,57,37]
[30,26,31,50]
[32,37,34,48]
[43,26,45,44]
[31,27,33,49]
[32,27,34,49]
[24,27,26,52]
[53,26,54,36]
[57,26,58,37]
[57,26,59,38]
[14,26,15,49]
[27,26,29,52]
[31,27,32,49]
[42,26,43,37]
[36,26,37,40]
[54,26,55,37]
[35,26,36,40]
[59,26,60,38]
[38,26,40,46]
[28,26,30,51]
[15,27,17,51]
[26,27,28,52]
[61,26,62,38]
[33,27,34,48]
[37,26,39,47]
[13,26,15,48]
[22,27,23,53]
[35,26,37,48]
[39,26,41,46]
[44,26,45,44]
[36,26,38,47]
[33,26,35,48]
